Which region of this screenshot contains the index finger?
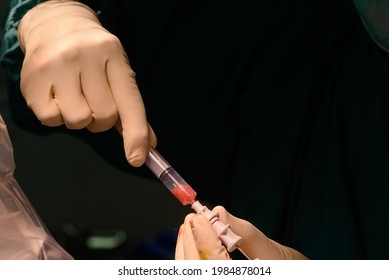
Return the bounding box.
[107,52,149,167]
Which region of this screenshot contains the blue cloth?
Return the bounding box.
[0,0,43,80]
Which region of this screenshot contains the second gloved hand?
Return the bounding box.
[18,0,157,166]
[175,206,308,260]
[175,213,231,260]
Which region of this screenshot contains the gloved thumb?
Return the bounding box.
[175,213,230,260]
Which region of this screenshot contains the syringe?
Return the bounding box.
[145,147,250,258]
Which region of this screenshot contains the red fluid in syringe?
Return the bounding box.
[145,148,197,206]
[159,167,197,206]
[171,184,197,206]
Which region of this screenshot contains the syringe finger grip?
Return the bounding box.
[212,220,242,252]
[191,201,242,252]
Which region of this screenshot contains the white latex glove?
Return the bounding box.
[175,206,308,260]
[18,0,157,167]
[175,213,231,260]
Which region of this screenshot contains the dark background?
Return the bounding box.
[0,2,191,259]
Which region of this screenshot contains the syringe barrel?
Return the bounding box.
[145,148,170,178]
[145,148,197,205]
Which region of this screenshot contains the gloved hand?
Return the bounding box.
[175,206,308,260]
[18,0,157,167]
[175,212,231,260]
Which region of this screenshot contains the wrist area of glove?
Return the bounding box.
[237,227,292,260]
[240,230,308,260]
[18,0,100,53]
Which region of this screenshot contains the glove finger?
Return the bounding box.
[107,50,149,167]
[190,214,230,260]
[175,222,204,260]
[81,61,119,132]
[20,73,63,127]
[182,214,202,259]
[174,225,185,260]
[53,72,93,129]
[115,122,157,151]
[147,123,158,148]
